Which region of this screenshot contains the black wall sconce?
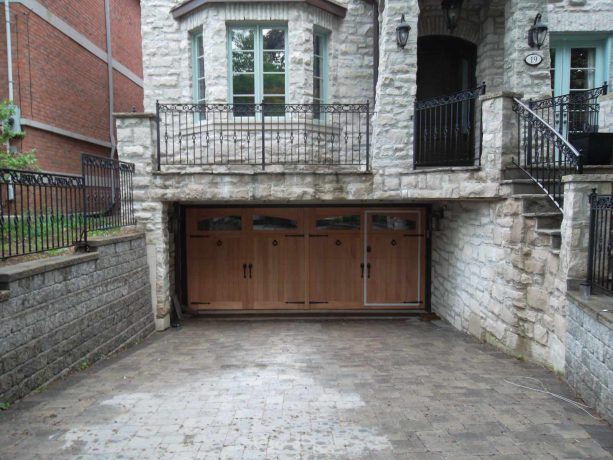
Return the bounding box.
[441,0,463,32]
[528,13,548,49]
[396,14,411,48]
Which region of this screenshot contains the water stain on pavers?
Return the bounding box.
[0,319,611,459]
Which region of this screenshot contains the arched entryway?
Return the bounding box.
[416,35,477,99]
[414,35,482,168]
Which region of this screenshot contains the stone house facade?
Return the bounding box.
[118,0,613,410]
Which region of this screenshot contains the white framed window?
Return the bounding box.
[228,25,288,116]
[313,30,329,120]
[192,31,205,104]
[550,34,610,97]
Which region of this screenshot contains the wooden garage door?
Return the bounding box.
[185,207,426,311]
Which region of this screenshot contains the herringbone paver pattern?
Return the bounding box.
[0,319,611,459]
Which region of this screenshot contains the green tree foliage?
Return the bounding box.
[0,101,38,170]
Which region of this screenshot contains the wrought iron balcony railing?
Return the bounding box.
[413,84,486,168]
[155,102,371,170]
[587,191,613,295]
[528,83,608,137]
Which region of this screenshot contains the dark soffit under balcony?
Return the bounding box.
[171,0,349,20]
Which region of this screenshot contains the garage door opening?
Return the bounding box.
[180,206,430,313]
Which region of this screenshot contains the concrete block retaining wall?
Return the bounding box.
[0,233,155,404]
[565,292,613,424]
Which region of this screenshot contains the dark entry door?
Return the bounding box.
[416,36,477,100]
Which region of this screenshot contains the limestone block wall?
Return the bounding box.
[0,233,155,404]
[141,0,374,111]
[598,94,613,133]
[565,294,613,424]
[431,198,566,372]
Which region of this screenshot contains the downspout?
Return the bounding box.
[4,0,13,101]
[103,0,115,158]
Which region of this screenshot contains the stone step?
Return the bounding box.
[512,193,560,214]
[523,211,563,232]
[535,228,562,250]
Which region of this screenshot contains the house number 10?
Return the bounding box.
[525,53,543,66]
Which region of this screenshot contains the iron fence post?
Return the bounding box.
[156,100,161,171]
[586,188,597,293]
[412,101,417,170]
[81,154,88,247]
[261,103,266,170]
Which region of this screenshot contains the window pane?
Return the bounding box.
[253,215,297,230]
[197,57,204,77]
[197,216,242,231]
[262,28,284,50]
[198,79,206,100]
[264,74,285,94]
[570,48,595,69]
[197,36,204,57]
[372,215,417,231]
[263,96,285,116]
[233,74,255,95]
[232,52,254,73]
[231,29,254,50]
[570,69,595,90]
[313,78,321,99]
[316,215,360,230]
[314,56,321,77]
[263,51,285,72]
[314,34,321,55]
[233,97,255,116]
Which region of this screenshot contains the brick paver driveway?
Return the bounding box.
[1,319,612,459]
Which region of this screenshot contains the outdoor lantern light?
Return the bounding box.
[528,13,548,49]
[441,0,463,32]
[396,14,411,49]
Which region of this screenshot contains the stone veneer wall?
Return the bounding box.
[431,199,567,371]
[565,293,613,424]
[0,233,155,403]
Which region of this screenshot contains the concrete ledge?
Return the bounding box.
[0,253,99,285]
[562,174,613,183]
[113,112,156,119]
[567,290,613,328]
[480,90,524,102]
[87,231,146,248]
[403,166,481,175]
[153,169,373,176]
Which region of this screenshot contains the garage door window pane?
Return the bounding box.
[372,215,417,231]
[316,215,360,230]
[253,215,297,230]
[197,216,242,231]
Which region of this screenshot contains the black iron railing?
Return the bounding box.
[587,190,613,294]
[0,155,136,259]
[156,102,371,170]
[512,98,583,210]
[82,154,136,233]
[528,83,608,137]
[413,83,486,168]
[0,169,85,259]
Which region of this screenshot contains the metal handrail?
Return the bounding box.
[512,97,583,211]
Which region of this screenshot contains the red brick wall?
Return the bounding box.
[0,0,144,174]
[110,0,143,78]
[38,0,107,51]
[18,127,110,175]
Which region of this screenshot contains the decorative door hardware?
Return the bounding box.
[243,263,247,279]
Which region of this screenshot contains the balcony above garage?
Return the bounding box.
[155,102,372,173]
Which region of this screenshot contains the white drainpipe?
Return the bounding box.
[4,0,13,101]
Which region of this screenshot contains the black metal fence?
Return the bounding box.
[528,83,608,137]
[156,102,371,170]
[587,190,613,294]
[413,84,486,168]
[512,98,583,210]
[0,154,136,259]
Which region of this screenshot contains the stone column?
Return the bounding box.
[560,175,613,287]
[479,91,522,181]
[370,0,419,178]
[503,0,551,99]
[115,113,172,331]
